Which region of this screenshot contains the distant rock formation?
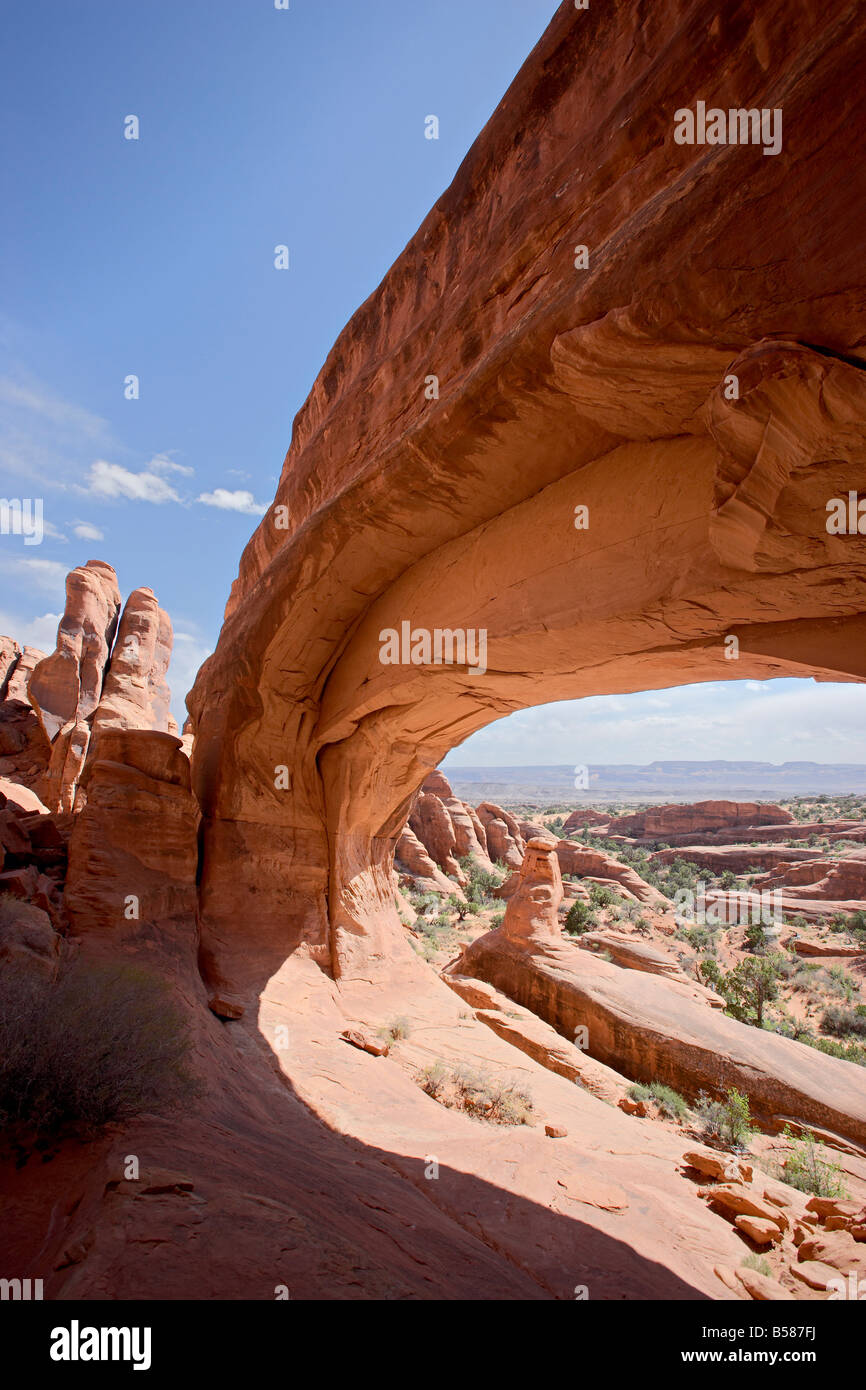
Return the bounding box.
[28,560,122,742]
[6,561,179,813]
[501,837,563,942]
[607,801,794,840]
[0,638,50,789]
[563,807,610,832]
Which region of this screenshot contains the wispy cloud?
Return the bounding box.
[149,452,194,478]
[0,554,68,594]
[0,371,116,486]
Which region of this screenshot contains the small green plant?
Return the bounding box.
[589,883,619,909]
[678,923,720,954]
[695,1088,754,1148]
[740,1254,772,1277]
[779,1126,848,1198]
[627,1081,690,1122]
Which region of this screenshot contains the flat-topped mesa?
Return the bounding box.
[607,800,795,840]
[502,838,563,943]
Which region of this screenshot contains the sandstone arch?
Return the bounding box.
[188,0,866,1005]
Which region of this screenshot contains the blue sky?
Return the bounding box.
[443,680,866,767]
[2,2,863,763]
[0,0,555,719]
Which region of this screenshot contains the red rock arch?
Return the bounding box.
[188,0,866,1006]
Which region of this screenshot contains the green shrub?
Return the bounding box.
[696,1088,753,1148]
[459,857,505,910]
[741,1254,772,1277]
[627,1081,689,1122]
[678,924,720,954]
[0,959,198,1147]
[820,1002,866,1038]
[699,954,785,1028]
[564,900,597,935]
[589,883,619,909]
[779,1126,848,1198]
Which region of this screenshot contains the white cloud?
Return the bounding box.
[87,459,181,504]
[0,609,61,653]
[197,488,268,516]
[72,521,105,541]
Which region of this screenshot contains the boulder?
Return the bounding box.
[734,1216,781,1246]
[555,842,669,907]
[395,827,460,898]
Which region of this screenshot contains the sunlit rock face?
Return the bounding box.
[501,838,564,944]
[19,565,177,814]
[187,0,866,1001]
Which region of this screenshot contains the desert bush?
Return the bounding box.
[588,883,619,909]
[379,1016,411,1043]
[0,959,198,1146]
[678,924,720,954]
[695,1087,753,1148]
[627,1081,689,1122]
[779,1126,848,1198]
[459,857,504,909]
[823,965,858,1003]
[419,1061,533,1125]
[446,894,471,922]
[699,954,785,1028]
[820,1002,866,1038]
[564,900,596,935]
[807,1035,866,1066]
